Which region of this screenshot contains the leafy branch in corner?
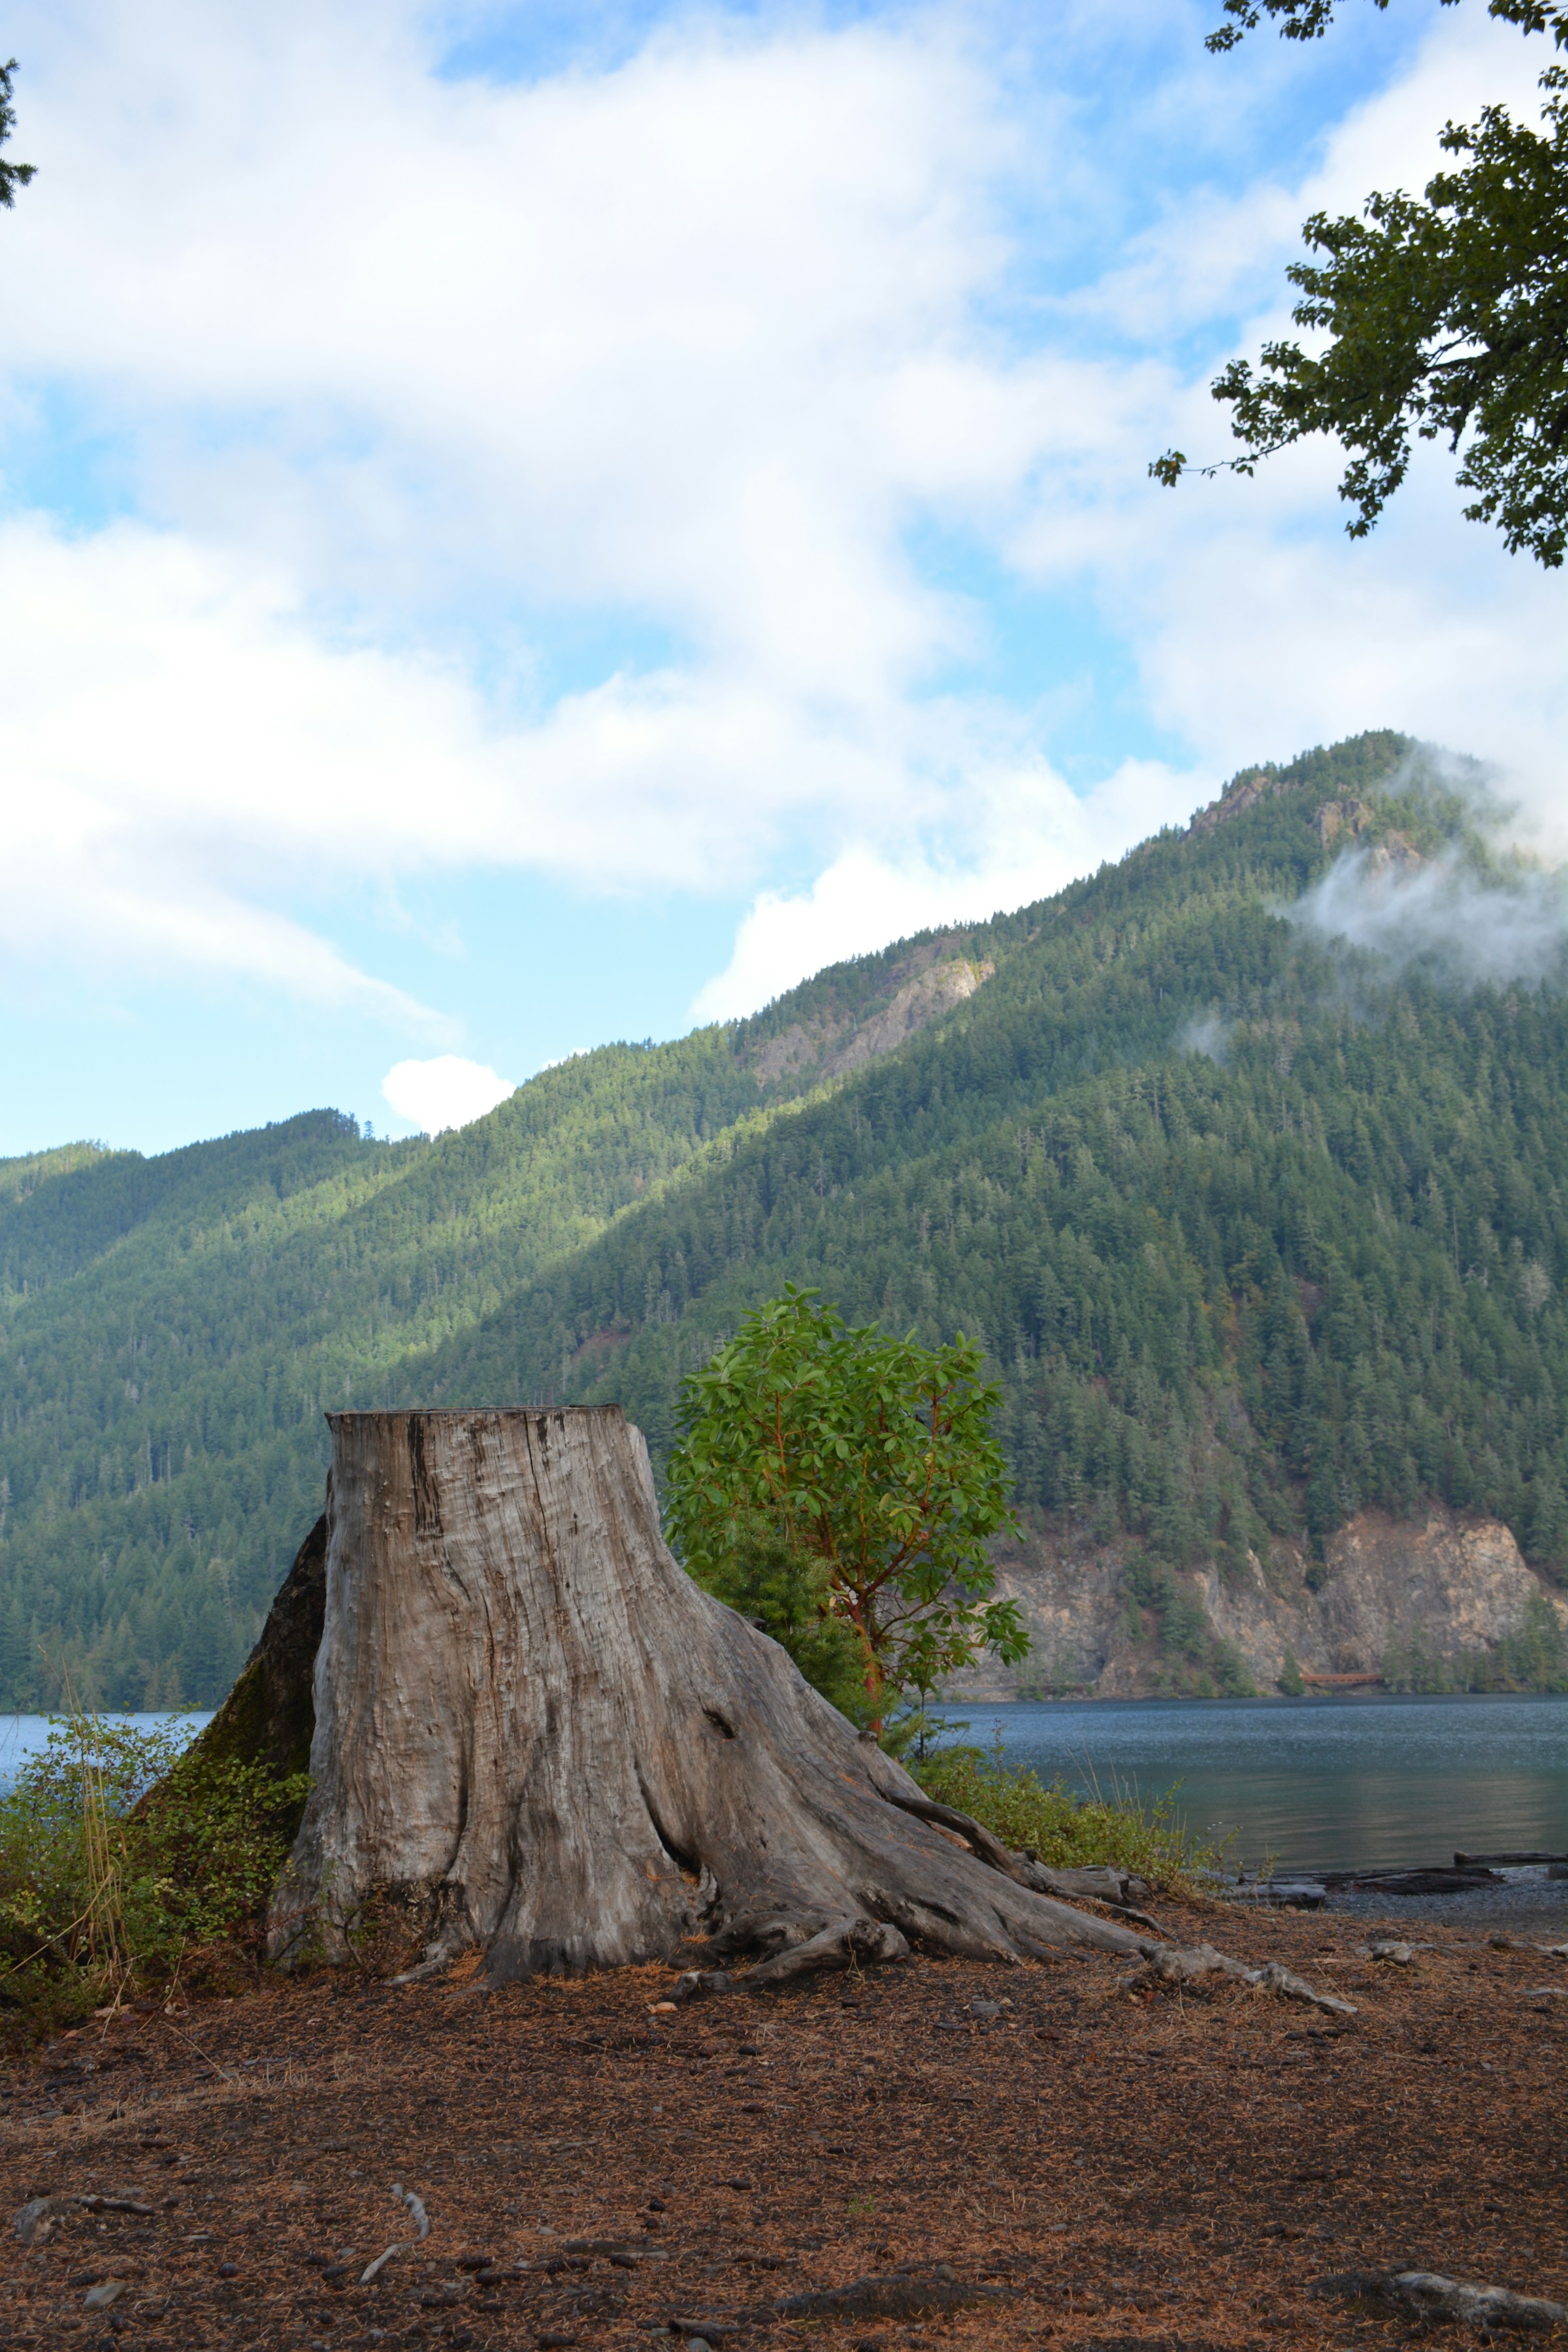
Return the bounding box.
[1204,0,1567,55]
[1153,2,1568,565]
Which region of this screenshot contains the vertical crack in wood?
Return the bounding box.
[408,1416,443,1536]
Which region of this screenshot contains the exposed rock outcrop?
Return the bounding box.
[945,1504,1568,1701]
[1196,1511,1558,1689]
[1315,797,1373,847]
[1188,766,1291,834]
[751,951,992,1086]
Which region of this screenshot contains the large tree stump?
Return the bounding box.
[267,1405,1154,1985]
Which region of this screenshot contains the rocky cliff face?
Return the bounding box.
[945,1504,1568,1701]
[750,951,992,1086]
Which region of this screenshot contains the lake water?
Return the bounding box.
[2,1697,1561,1921]
[0,1711,213,1785]
[934,1692,1568,1881]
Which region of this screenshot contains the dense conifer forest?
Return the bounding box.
[1,729,1565,1708]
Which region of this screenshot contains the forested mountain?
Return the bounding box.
[3,729,1566,1708]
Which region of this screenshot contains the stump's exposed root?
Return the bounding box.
[1126,1940,1358,2016]
[880,1789,1026,1880]
[745,1913,910,1986]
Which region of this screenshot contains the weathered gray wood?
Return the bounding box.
[267,1405,1156,1984]
[1337,2272,1568,2332]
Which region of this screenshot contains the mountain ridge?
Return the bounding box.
[3,727,1566,1707]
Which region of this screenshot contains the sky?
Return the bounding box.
[1,0,1564,1152]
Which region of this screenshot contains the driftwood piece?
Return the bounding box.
[1322,1867,1504,1896]
[13,2190,154,2247]
[267,1407,1161,1983]
[1218,1879,1327,1910]
[1128,1941,1357,2017]
[392,2186,431,2240]
[1455,1851,1567,1869]
[1322,2270,1568,2332]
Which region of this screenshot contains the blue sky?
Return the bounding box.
[1,0,1564,1152]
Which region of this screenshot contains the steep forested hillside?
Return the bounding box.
[3,729,1565,1707]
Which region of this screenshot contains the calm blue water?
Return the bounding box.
[0,1712,213,1786]
[933,1693,1568,1876]
[4,1698,1561,1891]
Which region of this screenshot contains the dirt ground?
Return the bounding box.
[2,1903,1563,2352]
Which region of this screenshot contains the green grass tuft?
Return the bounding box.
[913,1744,1231,1895]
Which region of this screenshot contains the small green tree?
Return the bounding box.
[665,1286,1028,1727]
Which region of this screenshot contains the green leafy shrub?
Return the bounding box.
[0,1715,306,2025]
[689,1531,874,1725]
[913,1744,1232,1895]
[667,1285,1026,1722]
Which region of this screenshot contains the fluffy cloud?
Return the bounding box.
[0,512,956,998]
[381,1055,515,1134]
[693,751,1203,1018]
[1,0,1564,1048]
[0,1,1075,1009]
[5,1,1021,698]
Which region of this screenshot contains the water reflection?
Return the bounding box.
[934,1692,1568,1874]
[1,1697,1559,1886]
[0,1712,213,1787]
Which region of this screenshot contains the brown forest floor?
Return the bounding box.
[1,1904,1563,2352]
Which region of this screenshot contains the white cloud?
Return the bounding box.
[4,2,1019,699]
[0,513,916,996]
[693,750,1204,1018]
[0,504,1206,1013]
[381,1054,515,1134]
[0,3,1088,1008]
[1293,844,1568,990]
[1,0,1565,1059]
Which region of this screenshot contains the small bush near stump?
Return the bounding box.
[0,1714,306,2031]
[914,1744,1230,1895]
